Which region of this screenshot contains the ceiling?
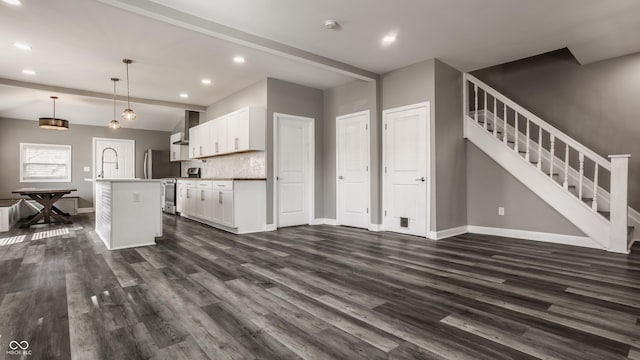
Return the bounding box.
[2,0,640,131]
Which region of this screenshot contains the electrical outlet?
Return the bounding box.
[83,166,91,172]
[133,192,141,203]
[498,207,505,216]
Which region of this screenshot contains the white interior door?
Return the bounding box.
[276,114,314,227]
[337,111,370,229]
[383,103,429,236]
[93,138,135,179]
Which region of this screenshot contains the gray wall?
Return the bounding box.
[322,79,379,222]
[267,78,325,223]
[472,48,640,210]
[467,143,584,236]
[434,60,467,230]
[0,117,170,208]
[204,80,267,122]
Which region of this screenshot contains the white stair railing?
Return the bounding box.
[463,73,630,253]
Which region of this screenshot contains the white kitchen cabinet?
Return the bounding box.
[189,106,265,159]
[211,181,234,227]
[178,180,266,234]
[195,181,214,221]
[210,117,228,155]
[170,133,188,162]
[188,127,199,159]
[225,107,265,152]
[177,180,197,216]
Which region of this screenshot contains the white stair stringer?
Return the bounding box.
[477,110,639,244]
[465,116,610,250]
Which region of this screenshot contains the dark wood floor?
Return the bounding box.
[0,214,639,360]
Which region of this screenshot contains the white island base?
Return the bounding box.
[95,179,162,250]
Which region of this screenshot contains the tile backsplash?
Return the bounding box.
[181,151,265,178]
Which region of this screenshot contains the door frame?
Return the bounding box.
[336,110,371,228]
[381,102,433,237]
[273,113,315,228]
[92,137,136,179]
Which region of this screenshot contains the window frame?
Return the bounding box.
[19,142,72,183]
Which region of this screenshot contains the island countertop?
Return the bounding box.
[95,178,161,182]
[175,177,266,181]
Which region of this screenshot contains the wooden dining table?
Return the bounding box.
[12,188,77,228]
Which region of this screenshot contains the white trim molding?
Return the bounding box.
[368,224,383,232]
[78,207,95,214]
[428,225,468,240]
[310,218,338,226]
[466,225,605,250]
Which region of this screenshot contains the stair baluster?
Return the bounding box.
[514,113,519,153]
[493,97,497,137]
[484,91,488,131]
[578,152,584,200]
[537,127,543,170]
[503,103,508,145]
[549,134,555,178]
[474,84,478,124]
[592,165,599,212]
[525,119,530,161]
[563,144,569,189]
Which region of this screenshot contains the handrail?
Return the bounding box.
[465,73,611,171]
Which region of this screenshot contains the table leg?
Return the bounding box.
[51,205,71,217]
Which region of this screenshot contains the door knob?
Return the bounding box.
[415,177,426,182]
[338,176,344,180]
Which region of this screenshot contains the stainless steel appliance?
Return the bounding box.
[187,167,201,178]
[161,178,177,214]
[143,149,180,179]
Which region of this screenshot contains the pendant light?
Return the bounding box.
[39,96,69,130]
[108,78,121,129]
[121,58,136,121]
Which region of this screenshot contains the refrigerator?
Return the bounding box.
[143,149,181,179]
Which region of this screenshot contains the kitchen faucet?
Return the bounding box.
[99,147,119,178]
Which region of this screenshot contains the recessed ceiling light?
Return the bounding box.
[233,56,245,64]
[3,0,22,5]
[201,79,211,85]
[14,42,31,51]
[22,69,35,75]
[179,93,189,98]
[382,34,397,45]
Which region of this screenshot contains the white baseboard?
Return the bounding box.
[428,225,468,240]
[466,225,603,250]
[264,224,277,232]
[310,218,338,226]
[78,207,94,214]
[368,224,383,232]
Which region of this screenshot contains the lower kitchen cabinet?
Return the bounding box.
[176,179,266,234]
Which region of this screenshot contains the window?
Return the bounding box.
[20,143,72,182]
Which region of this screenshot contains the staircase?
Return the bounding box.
[463,74,636,253]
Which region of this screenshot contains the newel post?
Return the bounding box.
[609,154,631,253]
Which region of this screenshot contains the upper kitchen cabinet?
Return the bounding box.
[189,106,265,159]
[226,107,265,152]
[170,133,189,162]
[210,116,228,156]
[189,121,213,159]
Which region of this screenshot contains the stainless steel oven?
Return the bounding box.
[161,178,177,214]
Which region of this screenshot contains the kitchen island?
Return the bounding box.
[95,179,162,250]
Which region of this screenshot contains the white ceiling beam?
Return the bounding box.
[0,78,206,111]
[97,0,379,82]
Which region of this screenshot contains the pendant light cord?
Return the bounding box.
[52,97,56,118]
[113,79,117,118]
[126,62,131,108]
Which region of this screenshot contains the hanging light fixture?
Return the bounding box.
[121,58,136,121]
[39,96,69,130]
[108,78,121,129]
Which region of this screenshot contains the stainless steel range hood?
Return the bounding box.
[172,110,200,145]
